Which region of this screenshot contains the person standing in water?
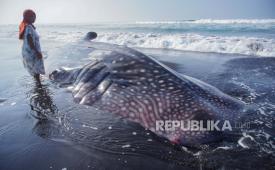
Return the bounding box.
[19,9,45,84]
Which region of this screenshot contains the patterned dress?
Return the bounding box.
[22,25,45,76]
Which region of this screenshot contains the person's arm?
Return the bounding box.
[27,34,42,59]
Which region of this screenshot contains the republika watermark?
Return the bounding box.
[155,120,250,131]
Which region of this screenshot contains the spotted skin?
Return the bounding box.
[50,46,245,145]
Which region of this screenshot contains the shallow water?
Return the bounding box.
[0,38,274,170]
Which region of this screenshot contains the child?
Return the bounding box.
[19,9,45,83]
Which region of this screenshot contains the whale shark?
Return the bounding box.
[49,36,248,145]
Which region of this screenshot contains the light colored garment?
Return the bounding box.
[22,25,45,76]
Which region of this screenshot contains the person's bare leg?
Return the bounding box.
[34,74,41,85]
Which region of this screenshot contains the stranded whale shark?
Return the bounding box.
[49,36,249,145]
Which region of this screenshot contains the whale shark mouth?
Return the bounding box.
[49,62,99,87]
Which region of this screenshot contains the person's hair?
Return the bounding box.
[23,9,36,23]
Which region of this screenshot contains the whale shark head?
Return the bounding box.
[49,67,80,86]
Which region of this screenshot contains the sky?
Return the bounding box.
[0,0,274,24]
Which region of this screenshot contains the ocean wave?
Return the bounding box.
[95,32,275,57]
[0,23,274,57]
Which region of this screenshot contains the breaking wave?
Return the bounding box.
[95,32,275,57]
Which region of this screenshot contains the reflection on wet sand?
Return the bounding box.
[26,81,63,139]
[27,82,58,119]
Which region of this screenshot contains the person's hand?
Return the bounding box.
[36,51,43,59]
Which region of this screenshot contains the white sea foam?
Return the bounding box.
[95,32,275,57]
[39,31,275,57]
[136,19,275,24]
[192,19,275,24]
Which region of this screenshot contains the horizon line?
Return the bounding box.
[1,18,275,25]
